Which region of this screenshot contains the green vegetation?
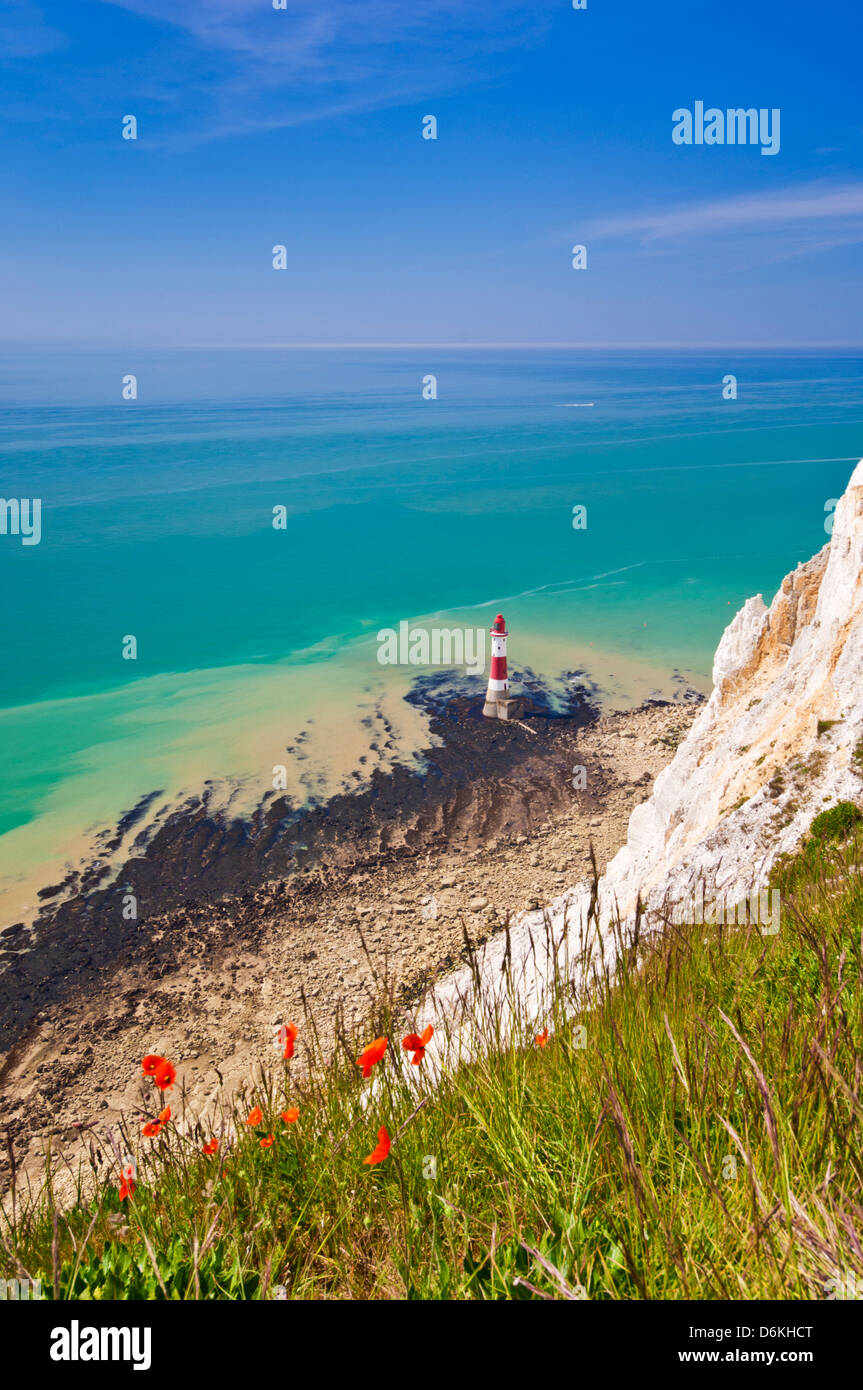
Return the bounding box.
[810,800,862,841]
[3,822,863,1301]
[771,801,863,894]
[652,727,686,752]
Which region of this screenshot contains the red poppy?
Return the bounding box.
[118,1178,136,1201]
[281,1107,299,1124]
[141,1120,162,1138]
[363,1126,391,1166]
[202,1138,219,1156]
[260,1134,275,1149]
[153,1059,176,1091]
[282,1022,299,1060]
[401,1024,434,1065]
[142,1054,165,1077]
[535,1028,549,1048]
[158,1106,170,1124]
[356,1036,388,1079]
[246,1106,263,1127]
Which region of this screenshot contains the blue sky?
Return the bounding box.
[1,0,862,345]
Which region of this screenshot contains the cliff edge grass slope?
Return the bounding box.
[425,457,863,1035]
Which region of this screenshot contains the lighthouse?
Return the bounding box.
[483,613,525,721]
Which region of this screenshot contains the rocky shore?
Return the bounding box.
[0,682,700,1189]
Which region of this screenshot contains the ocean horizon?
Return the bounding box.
[2,345,861,925]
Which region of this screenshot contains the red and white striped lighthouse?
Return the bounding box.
[485,613,509,706]
[483,613,524,719]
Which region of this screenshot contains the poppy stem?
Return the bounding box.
[391,1096,430,1146]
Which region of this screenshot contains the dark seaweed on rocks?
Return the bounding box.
[405,666,600,720]
[0,677,604,1053]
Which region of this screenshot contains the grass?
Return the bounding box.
[810,800,863,842]
[2,829,863,1301]
[771,800,863,894]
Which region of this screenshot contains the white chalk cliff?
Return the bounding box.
[424,457,863,1039]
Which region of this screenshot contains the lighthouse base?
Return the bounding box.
[483,696,525,721]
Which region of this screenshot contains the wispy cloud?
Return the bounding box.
[586,180,863,249]
[0,0,66,58]
[88,0,547,143]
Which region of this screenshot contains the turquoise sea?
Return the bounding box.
[1,347,861,920]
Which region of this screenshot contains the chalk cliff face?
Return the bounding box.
[425,457,863,1034]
